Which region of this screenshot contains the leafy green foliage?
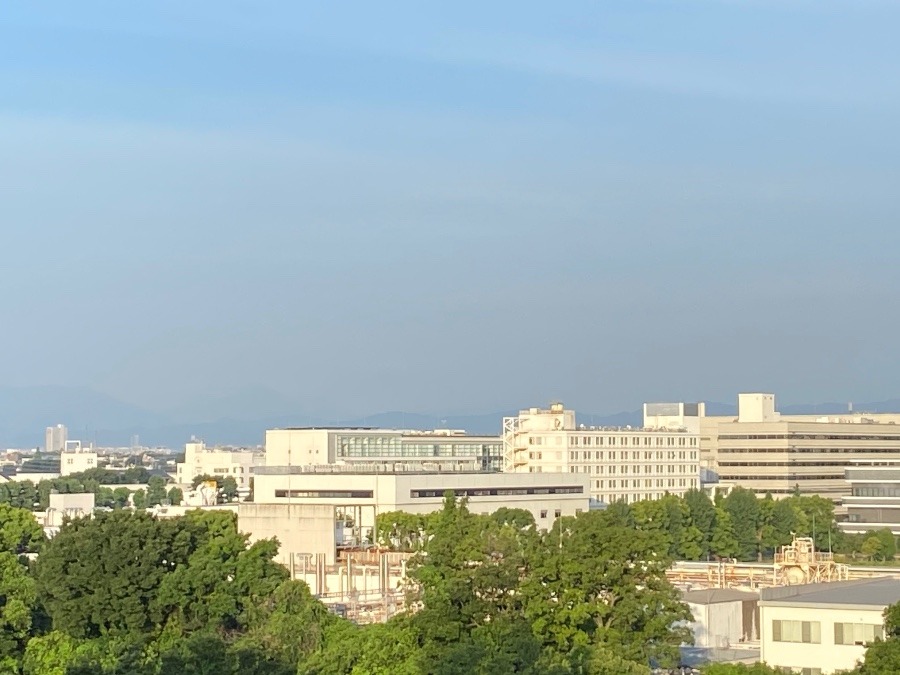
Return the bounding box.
[0,504,45,555]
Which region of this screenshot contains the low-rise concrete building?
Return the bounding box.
[60,441,97,477]
[241,466,590,566]
[760,577,900,674]
[37,492,95,537]
[265,428,503,471]
[174,440,264,489]
[683,588,760,649]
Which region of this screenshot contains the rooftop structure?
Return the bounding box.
[265,427,502,471]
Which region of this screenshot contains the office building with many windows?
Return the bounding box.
[701,394,900,501]
[503,403,700,504]
[839,465,900,535]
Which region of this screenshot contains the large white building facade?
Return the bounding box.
[242,466,590,566]
[265,428,502,471]
[503,403,700,504]
[701,394,900,501]
[59,441,97,477]
[174,440,264,489]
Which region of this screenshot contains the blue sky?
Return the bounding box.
[2,1,899,418]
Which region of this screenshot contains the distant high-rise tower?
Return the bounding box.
[45,424,68,453]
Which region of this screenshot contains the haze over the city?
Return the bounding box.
[3,2,899,422]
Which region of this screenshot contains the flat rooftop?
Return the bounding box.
[271,427,498,438]
[255,464,496,475]
[682,588,758,605]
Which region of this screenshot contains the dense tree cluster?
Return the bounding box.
[0,483,898,673]
[0,494,699,674]
[0,467,154,512]
[0,508,328,674]
[599,487,894,563]
[329,496,693,674]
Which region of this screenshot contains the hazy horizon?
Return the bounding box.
[3,2,899,420]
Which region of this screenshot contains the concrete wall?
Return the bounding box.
[238,502,338,565]
[175,441,263,488]
[688,601,746,649]
[60,451,97,476]
[264,429,334,466]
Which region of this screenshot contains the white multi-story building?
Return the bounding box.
[702,393,900,501]
[265,427,502,471]
[60,441,97,476]
[242,465,590,566]
[45,424,67,454]
[174,440,264,489]
[503,403,700,504]
[760,578,900,674]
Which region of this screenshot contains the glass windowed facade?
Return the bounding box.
[335,432,503,471]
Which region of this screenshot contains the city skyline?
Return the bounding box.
[3,3,900,421]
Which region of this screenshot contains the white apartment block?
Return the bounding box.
[760,578,900,675]
[60,441,97,476]
[174,440,264,489]
[503,403,700,505]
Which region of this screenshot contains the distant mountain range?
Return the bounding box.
[1,385,899,450]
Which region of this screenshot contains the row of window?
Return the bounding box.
[719,474,843,481]
[528,450,697,462]
[772,619,883,646]
[569,464,695,475]
[274,490,374,499]
[593,492,673,504]
[568,450,697,461]
[410,486,585,498]
[721,434,900,441]
[721,448,900,454]
[719,461,861,467]
[528,436,696,447]
[852,486,900,497]
[590,478,695,489]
